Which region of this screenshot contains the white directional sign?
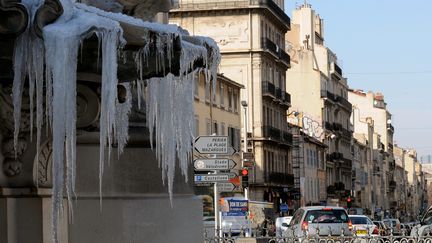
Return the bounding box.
[194,158,237,171]
[194,136,229,154]
[194,173,237,183]
[217,182,237,192]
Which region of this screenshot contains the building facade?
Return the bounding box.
[348,90,395,216]
[286,3,353,206]
[170,0,294,209]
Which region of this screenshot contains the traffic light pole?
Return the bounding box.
[242,101,248,200]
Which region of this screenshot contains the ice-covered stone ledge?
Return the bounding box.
[1,0,220,242]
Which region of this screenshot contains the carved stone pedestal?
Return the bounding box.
[0,129,204,243]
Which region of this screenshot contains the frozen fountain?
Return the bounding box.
[0,0,219,242]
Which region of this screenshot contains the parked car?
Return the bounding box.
[401,223,412,235]
[373,221,389,236]
[411,206,432,236]
[383,218,402,235]
[283,206,352,239]
[349,215,379,236]
[275,216,293,237]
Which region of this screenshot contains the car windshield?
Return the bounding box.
[350,216,371,225]
[422,209,432,225]
[304,209,348,224]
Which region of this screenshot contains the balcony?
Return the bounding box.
[336,96,352,111]
[282,131,293,145]
[261,37,278,56]
[331,62,343,80]
[327,152,343,161]
[262,126,292,145]
[262,125,280,139]
[320,90,337,102]
[281,91,291,105]
[262,81,275,97]
[387,124,394,133]
[265,172,294,185]
[275,87,282,100]
[278,48,290,65]
[324,122,333,131]
[332,122,343,131]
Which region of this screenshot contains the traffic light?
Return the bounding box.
[347,197,352,208]
[241,168,249,188]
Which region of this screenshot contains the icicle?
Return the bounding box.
[12,0,45,159]
[43,7,124,242]
[115,83,132,157]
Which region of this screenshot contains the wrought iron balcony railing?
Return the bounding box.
[336,95,352,111]
[275,87,282,100]
[262,81,275,97]
[265,172,294,185]
[281,91,291,105]
[261,37,278,56]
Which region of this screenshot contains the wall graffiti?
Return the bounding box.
[302,115,324,139]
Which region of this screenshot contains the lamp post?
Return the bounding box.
[241,100,248,200]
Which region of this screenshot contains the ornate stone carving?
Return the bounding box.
[0,0,28,36]
[76,84,100,128]
[1,137,27,177]
[33,0,63,37]
[81,0,174,21]
[34,140,52,187]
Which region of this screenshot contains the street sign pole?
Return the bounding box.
[214,179,219,238]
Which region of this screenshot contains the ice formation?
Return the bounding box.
[11,0,220,242]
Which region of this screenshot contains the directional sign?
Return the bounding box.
[194,173,237,183]
[194,136,229,154]
[217,182,237,192]
[194,158,237,171]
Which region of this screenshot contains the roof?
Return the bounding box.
[217,74,244,89]
[300,206,346,210]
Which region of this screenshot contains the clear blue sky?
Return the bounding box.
[284,0,432,158]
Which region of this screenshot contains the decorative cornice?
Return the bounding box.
[33,0,63,38]
[0,0,28,36]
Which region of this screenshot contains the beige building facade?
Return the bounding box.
[286,3,353,205]
[171,0,294,209]
[352,134,373,214]
[193,73,244,211]
[348,90,395,215]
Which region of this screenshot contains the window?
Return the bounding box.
[233,90,238,112]
[220,83,224,107]
[213,122,218,135]
[228,87,233,110]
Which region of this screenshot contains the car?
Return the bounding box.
[373,221,389,236]
[401,223,412,235]
[349,215,379,237]
[283,206,352,239]
[382,218,402,235]
[411,206,432,236]
[275,216,293,237]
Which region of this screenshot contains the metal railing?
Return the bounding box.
[262,81,276,97]
[261,37,279,56]
[177,0,291,25]
[204,225,432,242]
[282,91,291,104]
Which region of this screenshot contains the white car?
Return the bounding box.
[349,215,379,237]
[411,206,432,236]
[275,216,293,237]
